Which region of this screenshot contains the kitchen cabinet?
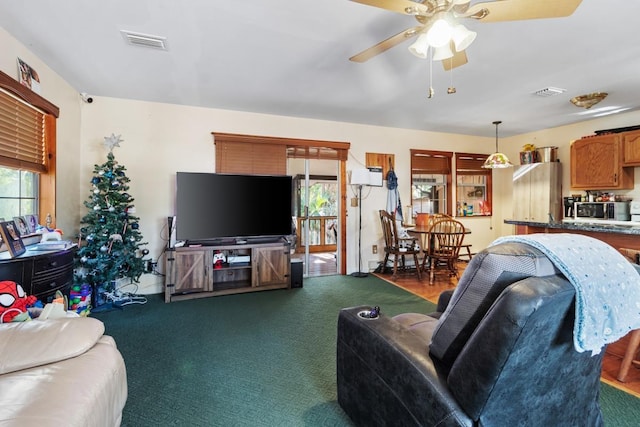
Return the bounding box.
[512,162,562,222]
[622,130,640,166]
[570,134,633,190]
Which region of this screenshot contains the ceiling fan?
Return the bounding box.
[349,0,583,70]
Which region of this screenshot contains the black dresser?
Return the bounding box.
[0,245,76,303]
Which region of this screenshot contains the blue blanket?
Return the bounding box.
[491,233,640,355]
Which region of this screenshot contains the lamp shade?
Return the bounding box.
[452,24,476,52]
[350,168,371,185]
[432,43,454,61]
[482,120,513,169]
[408,33,430,59]
[426,14,453,47]
[482,152,513,169]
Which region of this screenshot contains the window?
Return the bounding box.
[410,150,453,217]
[0,70,58,226]
[455,152,492,216]
[0,168,38,219]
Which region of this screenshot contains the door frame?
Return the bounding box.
[212,132,349,275]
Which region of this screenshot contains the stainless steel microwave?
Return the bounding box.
[574,202,630,221]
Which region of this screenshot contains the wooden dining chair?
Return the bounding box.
[379,210,422,280]
[419,213,451,273]
[426,218,466,285]
[617,329,640,382]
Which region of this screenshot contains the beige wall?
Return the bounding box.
[0,27,82,240]
[79,97,502,292]
[3,25,640,294]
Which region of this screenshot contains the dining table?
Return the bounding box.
[406,225,471,249]
[406,224,471,271]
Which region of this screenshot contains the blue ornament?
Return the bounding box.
[91,177,100,184]
[131,223,139,230]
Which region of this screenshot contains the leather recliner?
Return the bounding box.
[337,242,605,426]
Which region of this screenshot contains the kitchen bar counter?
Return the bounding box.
[504,219,640,252]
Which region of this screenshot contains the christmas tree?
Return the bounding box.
[74,134,148,305]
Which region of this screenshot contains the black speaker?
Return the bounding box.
[291,259,303,288]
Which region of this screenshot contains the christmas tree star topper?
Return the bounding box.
[103,133,123,152]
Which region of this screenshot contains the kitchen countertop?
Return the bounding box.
[504,219,640,235]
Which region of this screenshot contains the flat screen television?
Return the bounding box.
[175,172,293,244]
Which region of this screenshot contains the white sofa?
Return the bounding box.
[0,317,127,426]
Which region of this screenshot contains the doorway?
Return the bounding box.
[289,158,339,277]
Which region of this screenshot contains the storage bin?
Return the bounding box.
[536,146,558,163]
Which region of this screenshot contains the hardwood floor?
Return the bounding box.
[374,261,640,398]
[294,252,338,276]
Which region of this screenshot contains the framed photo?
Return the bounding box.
[17,57,41,94]
[24,214,38,233]
[0,221,25,258]
[13,217,29,236]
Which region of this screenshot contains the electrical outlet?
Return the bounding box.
[372,245,378,254]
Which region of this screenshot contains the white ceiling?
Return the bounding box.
[1,0,639,138]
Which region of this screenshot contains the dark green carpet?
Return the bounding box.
[94,275,640,426]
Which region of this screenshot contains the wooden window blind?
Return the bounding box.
[215,141,286,175]
[455,152,490,175]
[213,133,350,175]
[411,149,453,174]
[0,89,47,173]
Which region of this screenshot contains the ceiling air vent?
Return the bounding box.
[532,87,566,97]
[120,30,168,50]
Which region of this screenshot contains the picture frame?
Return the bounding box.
[24,214,38,233]
[16,57,41,94]
[0,221,26,258]
[13,216,29,236]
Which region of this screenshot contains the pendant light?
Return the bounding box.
[483,120,513,169]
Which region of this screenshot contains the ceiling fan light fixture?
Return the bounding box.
[570,92,608,109]
[432,43,454,61]
[483,120,513,169]
[408,33,430,58]
[452,24,476,52]
[426,13,453,47]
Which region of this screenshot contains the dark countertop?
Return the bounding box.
[504,219,640,236]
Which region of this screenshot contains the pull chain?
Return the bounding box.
[427,47,434,99]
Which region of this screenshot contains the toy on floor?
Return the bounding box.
[37,290,69,320]
[0,281,37,323]
[69,284,92,316]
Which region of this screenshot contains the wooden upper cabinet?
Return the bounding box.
[570,134,634,190]
[622,130,640,166]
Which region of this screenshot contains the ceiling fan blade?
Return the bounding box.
[349,0,432,16]
[442,49,467,71]
[350,26,421,62]
[466,0,582,22]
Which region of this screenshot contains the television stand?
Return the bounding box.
[165,240,291,303]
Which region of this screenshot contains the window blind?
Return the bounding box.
[411,150,452,174]
[0,89,47,173]
[455,152,490,175]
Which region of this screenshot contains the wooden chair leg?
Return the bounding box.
[429,261,435,285]
[421,252,429,272]
[381,253,390,274]
[392,256,399,280]
[617,329,640,382]
[413,253,422,280]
